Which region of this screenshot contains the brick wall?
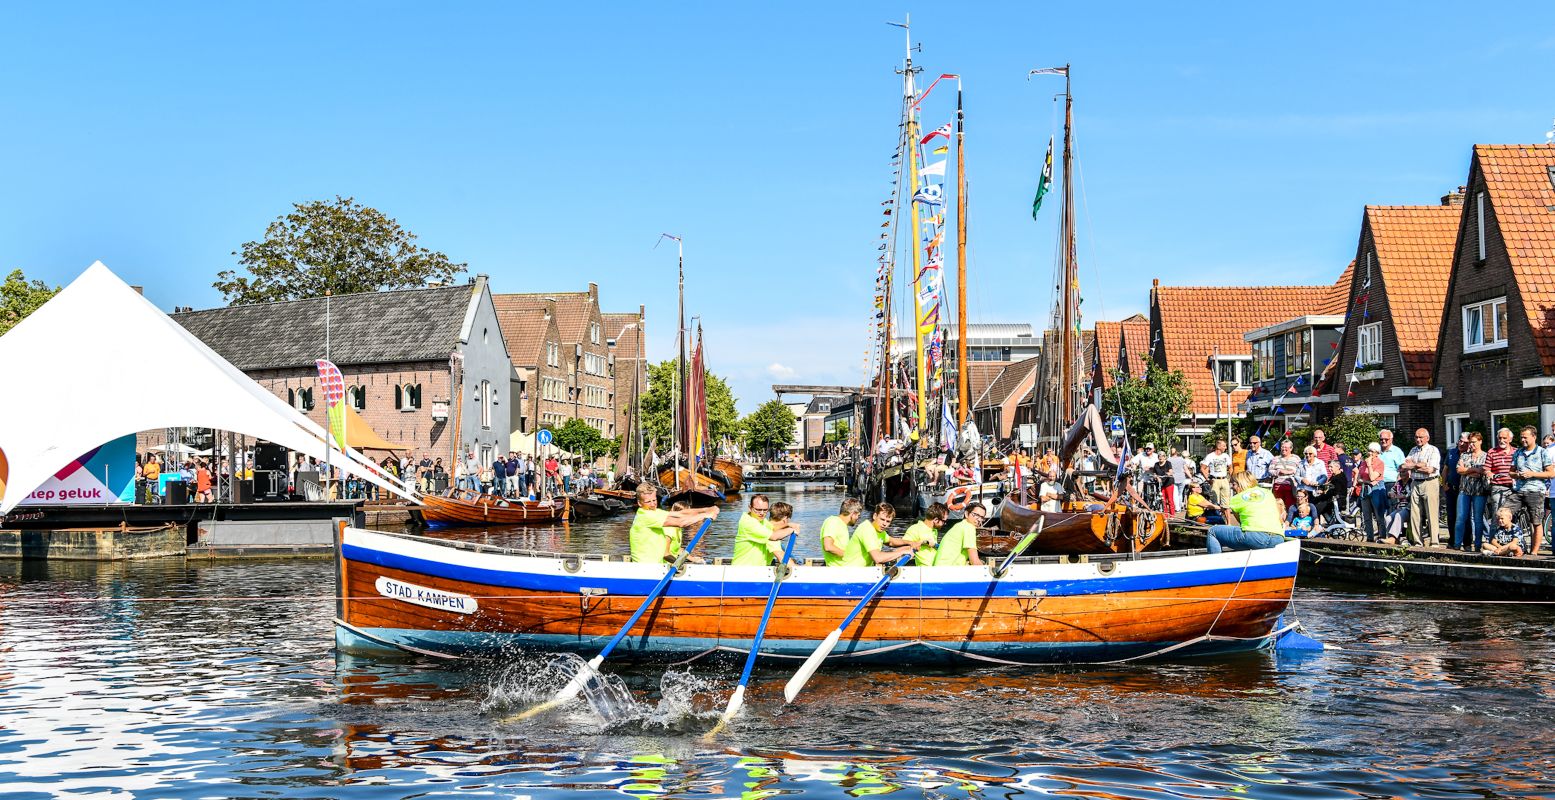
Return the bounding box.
[1337,222,1435,436]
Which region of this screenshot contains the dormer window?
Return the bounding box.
[1476,192,1488,261]
[1463,296,1508,353]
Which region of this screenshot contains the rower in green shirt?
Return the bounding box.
[731,494,798,566]
[901,502,948,566]
[820,498,863,567]
[840,503,920,567]
[932,503,986,567]
[629,484,718,565]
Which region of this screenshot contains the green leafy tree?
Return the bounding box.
[1286,413,1379,456]
[640,359,740,452]
[1,269,59,336]
[1101,365,1194,451]
[743,399,797,457]
[825,419,851,444]
[214,196,466,305]
[548,418,618,461]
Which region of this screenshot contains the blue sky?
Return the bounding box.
[4,3,1553,411]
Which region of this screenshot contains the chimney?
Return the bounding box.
[130,285,144,295]
[1441,186,1466,206]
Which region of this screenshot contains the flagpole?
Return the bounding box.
[955,76,969,428]
[324,288,332,500]
[899,22,927,442]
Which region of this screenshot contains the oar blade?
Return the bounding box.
[783,628,840,704]
[704,684,746,739]
[501,654,602,723]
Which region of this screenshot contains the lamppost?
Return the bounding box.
[1219,378,1239,453]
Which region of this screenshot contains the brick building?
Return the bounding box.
[1241,262,1352,433]
[603,308,647,452]
[162,277,512,464]
[493,301,564,434]
[1149,277,1343,452]
[1323,202,1460,435]
[1433,144,1555,439]
[494,283,616,437]
[1090,314,1149,389]
[971,358,1040,440]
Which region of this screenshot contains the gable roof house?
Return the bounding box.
[1149,276,1342,453]
[171,276,512,464]
[1432,144,1555,441]
[603,308,647,458]
[495,283,615,438]
[1239,261,1355,434]
[493,301,563,436]
[1090,314,1150,389]
[971,357,1041,441]
[1317,201,1461,436]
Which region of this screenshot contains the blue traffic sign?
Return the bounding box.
[1108,416,1125,433]
[537,429,553,446]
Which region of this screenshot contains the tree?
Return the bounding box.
[1101,365,1194,451]
[743,399,797,457]
[214,196,466,305]
[1,269,59,336]
[1286,413,1380,455]
[548,418,618,462]
[825,419,851,444]
[640,359,740,452]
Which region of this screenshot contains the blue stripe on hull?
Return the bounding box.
[335,623,1277,665]
[342,544,1297,600]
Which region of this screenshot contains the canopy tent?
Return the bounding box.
[508,430,574,460]
[343,405,411,451]
[0,262,417,513]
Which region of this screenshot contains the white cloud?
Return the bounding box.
[767,363,797,379]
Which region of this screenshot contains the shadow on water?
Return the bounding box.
[3,487,1554,797]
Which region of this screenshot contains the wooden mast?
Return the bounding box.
[955,78,969,427]
[903,32,927,440]
[1059,65,1076,425]
[676,238,685,490]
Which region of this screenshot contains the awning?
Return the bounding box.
[510,430,574,459]
[344,405,411,451]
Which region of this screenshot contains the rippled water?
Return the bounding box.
[3,487,1554,798]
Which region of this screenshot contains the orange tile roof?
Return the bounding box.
[494,305,553,367]
[1093,314,1149,388]
[1317,260,1356,315]
[1151,278,1342,416]
[495,287,598,343]
[965,362,1008,405]
[1475,144,1555,373]
[1364,206,1459,385]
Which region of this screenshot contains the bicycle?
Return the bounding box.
[1488,484,1554,553]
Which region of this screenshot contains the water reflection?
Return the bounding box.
[1,486,1553,797]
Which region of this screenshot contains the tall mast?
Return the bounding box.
[676,237,685,488]
[954,78,969,427]
[896,17,927,441]
[1059,65,1075,424]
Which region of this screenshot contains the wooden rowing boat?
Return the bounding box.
[713,457,745,492]
[569,492,629,519]
[986,500,1167,556]
[413,490,568,528]
[656,465,728,496]
[335,525,1299,664]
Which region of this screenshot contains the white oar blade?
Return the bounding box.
[501,654,602,723]
[703,684,747,739]
[783,628,841,704]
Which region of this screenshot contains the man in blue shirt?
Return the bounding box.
[1375,429,1407,535]
[1444,433,1467,544]
[1245,435,1274,482]
[1507,426,1555,556]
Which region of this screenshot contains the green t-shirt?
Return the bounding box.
[840,520,887,567]
[732,512,777,566]
[933,520,978,566]
[820,515,851,567]
[902,521,939,567]
[1228,486,1283,534]
[629,508,674,564]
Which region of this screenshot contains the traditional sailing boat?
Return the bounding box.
[649,238,733,499]
[991,66,1166,556]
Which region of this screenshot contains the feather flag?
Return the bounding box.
[315,359,347,448]
[920,123,951,145]
[1031,136,1054,219]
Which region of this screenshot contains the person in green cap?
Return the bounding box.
[901,502,947,566]
[731,494,797,566]
[840,503,919,567]
[932,503,986,566]
[629,484,718,564]
[820,498,864,566]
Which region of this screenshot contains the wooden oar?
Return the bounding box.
[993,516,1045,579]
[504,518,713,722]
[706,532,798,738]
[782,551,914,705]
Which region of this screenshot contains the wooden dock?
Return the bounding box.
[744,461,843,483]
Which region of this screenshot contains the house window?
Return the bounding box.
[1491,407,1538,436]
[347,385,366,411]
[1462,296,1508,353]
[1358,322,1383,368]
[590,322,601,344]
[1250,339,1275,382]
[1284,329,1311,376]
[1364,250,1373,286]
[1476,192,1487,261]
[1445,414,1470,443]
[395,383,422,411]
[1215,359,1246,388]
[479,380,492,428]
[298,387,315,411]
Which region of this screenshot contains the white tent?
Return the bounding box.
[508,430,574,460]
[0,262,416,513]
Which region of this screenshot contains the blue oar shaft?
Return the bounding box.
[837,552,913,631]
[736,534,797,687]
[598,518,711,660]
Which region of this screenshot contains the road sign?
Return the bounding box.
[1017,424,1039,448]
[537,429,553,446]
[1108,416,1125,434]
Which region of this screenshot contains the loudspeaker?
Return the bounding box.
[254,470,288,501]
[165,480,189,505]
[235,479,253,504]
[254,442,289,473]
[297,470,322,501]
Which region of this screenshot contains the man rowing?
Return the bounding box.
[820,498,864,566]
[933,503,985,566]
[732,493,798,566]
[629,484,718,565]
[839,503,920,566]
[901,502,948,566]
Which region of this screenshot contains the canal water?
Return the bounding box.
[2,487,1553,798]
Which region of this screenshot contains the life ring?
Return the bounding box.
[946,485,974,511]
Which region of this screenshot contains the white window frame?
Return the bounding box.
[1491,407,1538,436]
[1476,192,1487,261]
[1284,329,1311,376]
[590,322,601,344]
[479,380,492,428]
[1358,322,1383,367]
[1444,413,1469,443]
[1462,296,1508,353]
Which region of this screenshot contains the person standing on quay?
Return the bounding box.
[1444,432,1468,540]
[1245,435,1273,483]
[1401,428,1442,546]
[1508,425,1555,555]
[1201,439,1232,506]
[1375,429,1406,534]
[1455,431,1489,551]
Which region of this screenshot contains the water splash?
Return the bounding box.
[482,654,727,731]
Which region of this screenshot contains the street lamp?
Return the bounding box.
[1218,378,1238,451]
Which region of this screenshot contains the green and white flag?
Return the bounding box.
[1031,136,1054,220]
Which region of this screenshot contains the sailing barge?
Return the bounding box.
[412,490,569,527]
[334,525,1299,663]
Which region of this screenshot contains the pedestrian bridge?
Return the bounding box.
[744,461,843,482]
